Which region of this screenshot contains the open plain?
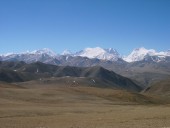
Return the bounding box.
[0,82,170,128]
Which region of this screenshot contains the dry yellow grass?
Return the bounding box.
[0,86,170,128]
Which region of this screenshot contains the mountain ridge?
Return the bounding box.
[123,47,170,62]
[1,47,169,63]
[0,61,141,92]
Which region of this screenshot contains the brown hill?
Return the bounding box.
[144,78,170,96]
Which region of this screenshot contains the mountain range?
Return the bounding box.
[0,47,170,63]
[0,47,170,88]
[1,47,170,63]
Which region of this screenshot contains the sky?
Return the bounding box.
[0,0,170,55]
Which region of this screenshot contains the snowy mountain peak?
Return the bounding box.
[30,48,57,57]
[83,47,105,55]
[106,48,116,52]
[1,52,15,57]
[75,47,120,61]
[105,48,120,56]
[123,47,156,62]
[123,47,170,62]
[61,49,72,55]
[133,47,155,53]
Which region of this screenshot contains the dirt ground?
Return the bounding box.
[0,87,170,128]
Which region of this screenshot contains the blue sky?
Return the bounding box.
[0,0,170,55]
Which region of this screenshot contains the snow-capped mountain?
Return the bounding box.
[0,47,170,64]
[74,47,120,61]
[123,47,156,62]
[61,49,72,55]
[123,47,170,62]
[0,52,15,57]
[29,48,57,57]
[0,48,59,65]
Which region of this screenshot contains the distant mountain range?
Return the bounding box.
[0,47,170,88]
[0,47,169,63]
